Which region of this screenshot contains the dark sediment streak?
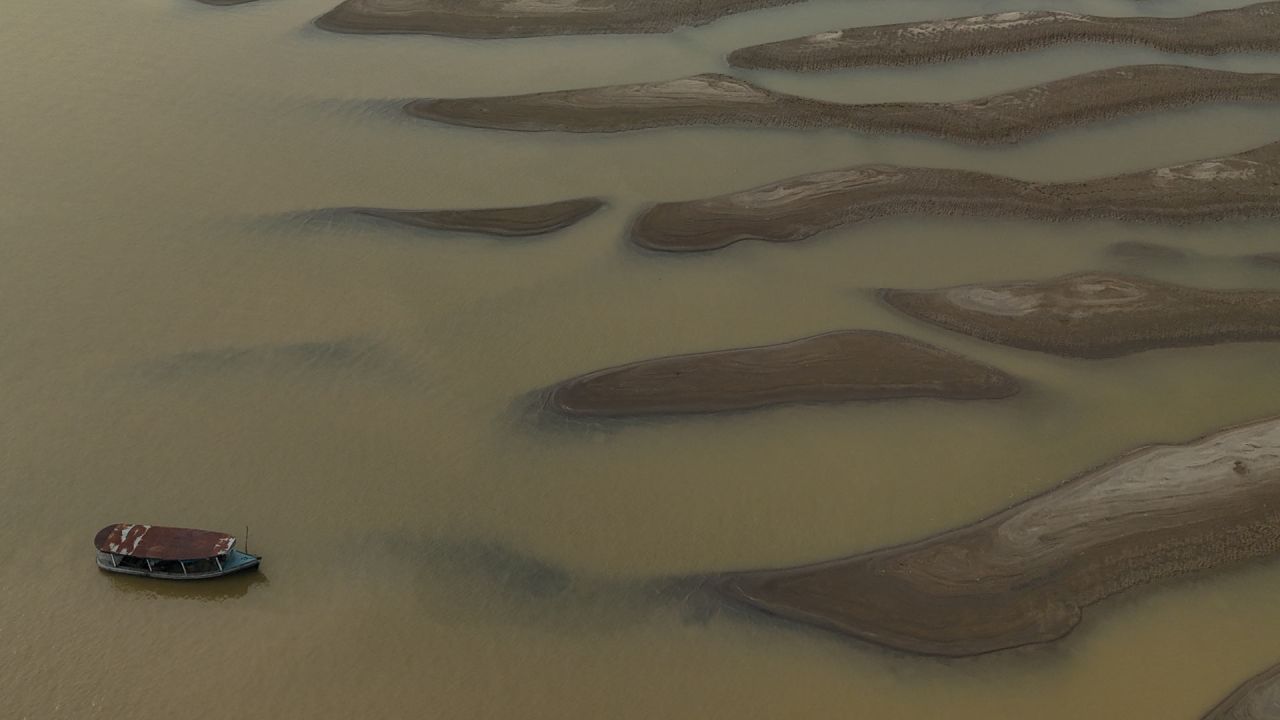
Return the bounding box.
[1203,662,1280,719]
[548,330,1019,417]
[880,273,1280,359]
[729,2,1280,71]
[348,198,604,237]
[1107,243,1280,271]
[1106,241,1190,262]
[408,66,1280,144]
[631,141,1280,252]
[315,0,806,37]
[716,417,1280,657]
[1249,252,1280,268]
[198,0,259,5]
[135,339,389,379]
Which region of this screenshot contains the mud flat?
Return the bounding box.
[729,2,1280,71]
[880,273,1280,359]
[315,0,805,37]
[716,416,1280,657]
[547,330,1019,417]
[631,141,1280,251]
[347,198,603,237]
[1203,663,1280,719]
[409,66,1280,144]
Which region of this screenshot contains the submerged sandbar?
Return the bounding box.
[347,198,604,237]
[315,0,805,37]
[717,416,1280,656]
[408,66,1280,144]
[880,273,1280,359]
[729,2,1280,71]
[631,141,1280,251]
[548,330,1018,417]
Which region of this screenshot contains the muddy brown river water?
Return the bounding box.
[2,0,1280,718]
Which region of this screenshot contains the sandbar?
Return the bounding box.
[316,0,806,37]
[630,141,1280,251]
[408,66,1280,145]
[347,198,604,237]
[729,2,1280,71]
[548,330,1018,417]
[1203,662,1280,719]
[717,416,1280,656]
[880,273,1280,359]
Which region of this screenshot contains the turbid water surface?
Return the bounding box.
[3,0,1280,718]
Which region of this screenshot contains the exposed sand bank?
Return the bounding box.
[547,330,1018,417]
[730,2,1280,71]
[631,141,1280,251]
[347,198,604,237]
[717,417,1280,656]
[1203,662,1280,719]
[408,66,1280,144]
[880,273,1280,359]
[315,0,806,37]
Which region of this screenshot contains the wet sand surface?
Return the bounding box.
[730,2,1280,71]
[717,417,1280,656]
[548,330,1018,417]
[8,0,1280,718]
[346,198,604,237]
[409,65,1280,144]
[880,273,1280,358]
[315,0,806,37]
[1203,662,1280,719]
[632,141,1280,251]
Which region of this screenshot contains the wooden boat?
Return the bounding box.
[94,524,260,580]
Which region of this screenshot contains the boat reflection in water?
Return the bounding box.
[94,523,261,580]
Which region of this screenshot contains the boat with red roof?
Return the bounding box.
[94,524,261,579]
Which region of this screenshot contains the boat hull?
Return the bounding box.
[96,550,260,580]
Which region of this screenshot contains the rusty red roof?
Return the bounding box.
[94,524,235,560]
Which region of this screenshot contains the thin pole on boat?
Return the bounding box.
[245,525,249,554]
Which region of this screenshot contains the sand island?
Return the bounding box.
[729,2,1280,71]
[880,273,1280,359]
[315,0,807,37]
[630,141,1280,251]
[1203,662,1280,719]
[346,199,604,237]
[408,66,1280,145]
[716,416,1280,656]
[548,330,1018,417]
